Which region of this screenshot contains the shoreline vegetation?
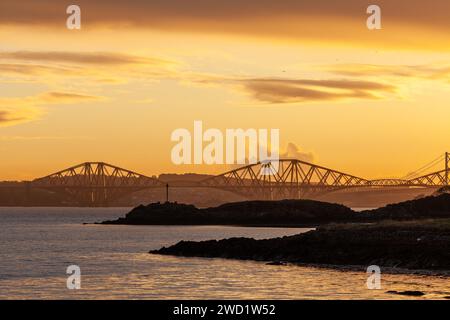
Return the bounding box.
[99,193,450,274]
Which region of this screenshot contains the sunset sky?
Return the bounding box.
[1,0,450,180]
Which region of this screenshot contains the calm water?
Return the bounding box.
[0,207,448,300]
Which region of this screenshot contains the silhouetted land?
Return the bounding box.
[0,179,439,208]
[360,193,450,220]
[101,194,450,227]
[151,219,450,272]
[148,195,450,272]
[100,199,355,226]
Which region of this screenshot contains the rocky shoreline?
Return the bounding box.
[97,194,450,274]
[150,219,450,273]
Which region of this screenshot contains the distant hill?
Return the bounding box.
[158,173,213,182]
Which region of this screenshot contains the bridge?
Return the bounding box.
[30,162,165,206]
[22,152,450,206]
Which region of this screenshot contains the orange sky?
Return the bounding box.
[1,0,450,180]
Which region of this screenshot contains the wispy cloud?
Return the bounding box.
[0,63,78,76]
[0,135,93,141]
[231,78,397,104]
[0,51,174,66]
[182,72,399,104]
[0,110,26,123]
[38,91,103,103]
[0,108,41,127]
[280,143,314,162]
[0,91,103,127]
[325,63,450,81]
[2,51,446,107]
[0,51,178,85]
[1,1,449,50]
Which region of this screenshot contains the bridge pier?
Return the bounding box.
[24,182,31,206]
[446,152,449,186]
[166,184,169,203]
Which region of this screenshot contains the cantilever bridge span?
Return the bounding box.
[30,162,165,206]
[198,155,450,199]
[28,153,450,206]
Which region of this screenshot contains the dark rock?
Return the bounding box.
[266,261,288,266]
[387,290,426,297]
[143,196,450,272]
[101,199,355,226]
[361,194,450,221]
[100,194,450,226]
[434,186,450,195]
[151,220,450,271]
[101,202,203,225]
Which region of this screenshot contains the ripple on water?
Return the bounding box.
[0,207,448,299]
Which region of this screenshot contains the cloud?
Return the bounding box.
[224,142,315,173]
[2,55,443,109]
[0,135,93,141]
[0,51,173,66]
[215,64,450,105]
[179,73,399,104]
[0,108,41,127]
[0,51,178,85]
[280,143,314,162]
[236,78,396,103]
[0,91,103,127]
[38,91,103,103]
[2,51,442,107]
[0,110,25,123]
[1,0,448,30]
[326,63,450,81]
[0,63,77,76]
[1,1,449,50]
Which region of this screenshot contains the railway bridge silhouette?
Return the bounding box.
[27,152,450,206]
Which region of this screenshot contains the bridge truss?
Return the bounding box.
[199,157,449,200]
[31,162,165,206]
[199,159,370,199]
[27,153,450,205]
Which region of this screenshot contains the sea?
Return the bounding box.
[0,207,448,299]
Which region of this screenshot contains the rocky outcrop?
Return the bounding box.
[362,193,450,220]
[101,202,203,225]
[100,199,355,226]
[387,291,425,297]
[100,194,450,226]
[151,220,450,271]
